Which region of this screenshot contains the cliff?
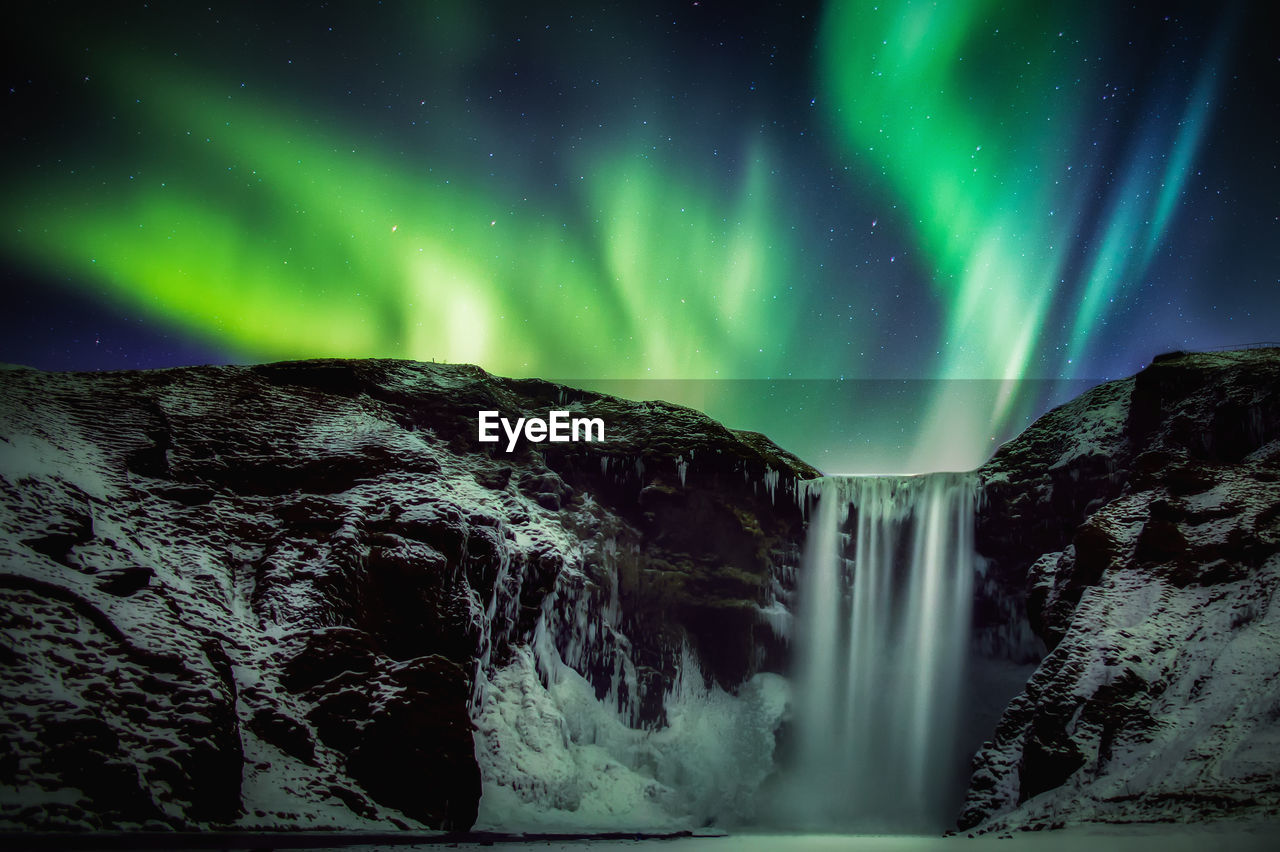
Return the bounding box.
[0,359,814,831]
[963,349,1280,830]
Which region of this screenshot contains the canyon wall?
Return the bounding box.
[2,349,1277,834]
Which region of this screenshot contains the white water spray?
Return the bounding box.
[783,473,975,831]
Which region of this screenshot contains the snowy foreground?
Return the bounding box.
[282,823,1280,852]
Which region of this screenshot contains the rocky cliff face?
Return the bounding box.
[4,351,1277,836]
[0,360,815,831]
[962,349,1280,830]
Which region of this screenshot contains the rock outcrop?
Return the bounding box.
[0,360,814,831]
[962,350,1280,830]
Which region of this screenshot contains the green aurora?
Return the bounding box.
[1,1,1259,470]
[817,1,1228,464]
[5,64,801,381]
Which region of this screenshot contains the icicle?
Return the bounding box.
[763,465,779,504]
[757,600,792,641]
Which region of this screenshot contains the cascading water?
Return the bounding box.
[781,473,976,831]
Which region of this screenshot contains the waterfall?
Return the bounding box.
[782,473,976,831]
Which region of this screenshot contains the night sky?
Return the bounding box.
[2,1,1276,471]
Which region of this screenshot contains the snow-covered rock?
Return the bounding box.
[962,349,1280,831]
[0,359,814,831]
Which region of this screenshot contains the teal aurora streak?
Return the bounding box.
[816,0,1230,464]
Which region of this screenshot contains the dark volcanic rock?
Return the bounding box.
[962,350,1280,831]
[304,655,478,830]
[0,359,814,830]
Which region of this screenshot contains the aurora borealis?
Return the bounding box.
[3,1,1277,471]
